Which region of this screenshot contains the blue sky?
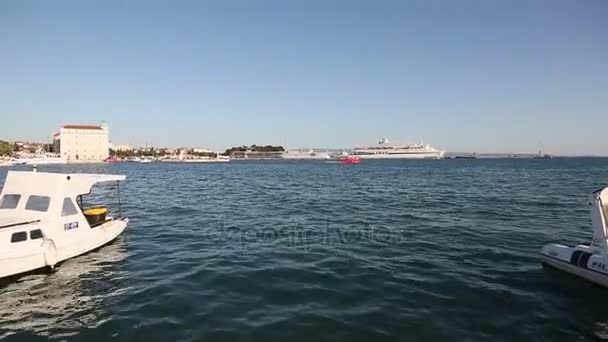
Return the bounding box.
[0,0,606,155]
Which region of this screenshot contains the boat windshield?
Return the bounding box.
[0,194,21,209]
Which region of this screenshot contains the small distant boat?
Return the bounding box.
[325,152,359,164]
[534,150,553,159]
[340,156,360,164]
[103,157,118,163]
[540,187,608,287]
[0,171,128,278]
[127,157,153,163]
[534,142,553,159]
[455,153,477,159]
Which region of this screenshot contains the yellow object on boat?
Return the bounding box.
[84,207,108,215]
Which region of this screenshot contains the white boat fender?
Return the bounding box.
[42,239,58,268]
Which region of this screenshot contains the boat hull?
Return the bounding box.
[340,157,360,164]
[14,159,68,165]
[354,152,444,159]
[540,243,608,288]
[0,218,128,278]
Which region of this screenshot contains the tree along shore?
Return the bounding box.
[222,145,284,156]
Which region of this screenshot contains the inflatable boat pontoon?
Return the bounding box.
[540,187,608,287]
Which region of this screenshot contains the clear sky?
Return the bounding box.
[0,0,606,155]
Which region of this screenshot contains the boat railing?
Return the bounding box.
[0,219,41,230]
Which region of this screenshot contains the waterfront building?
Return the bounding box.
[112,144,133,152]
[192,148,213,154]
[53,122,110,162]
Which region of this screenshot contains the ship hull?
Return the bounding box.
[354,152,444,159]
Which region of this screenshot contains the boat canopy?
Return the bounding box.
[1,171,125,198]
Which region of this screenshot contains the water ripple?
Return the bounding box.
[1,158,608,341]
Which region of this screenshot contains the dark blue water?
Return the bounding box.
[1,159,608,341]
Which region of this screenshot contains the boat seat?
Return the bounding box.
[84,207,108,226]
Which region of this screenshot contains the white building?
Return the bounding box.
[192,148,213,154]
[112,144,133,152]
[53,123,110,162]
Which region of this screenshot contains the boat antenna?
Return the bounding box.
[117,180,122,218]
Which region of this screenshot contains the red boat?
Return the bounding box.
[103,157,118,163]
[340,156,360,164]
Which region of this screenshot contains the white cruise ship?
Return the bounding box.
[353,138,445,159]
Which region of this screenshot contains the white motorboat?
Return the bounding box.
[540,187,608,287]
[0,170,128,278]
[13,153,67,165]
